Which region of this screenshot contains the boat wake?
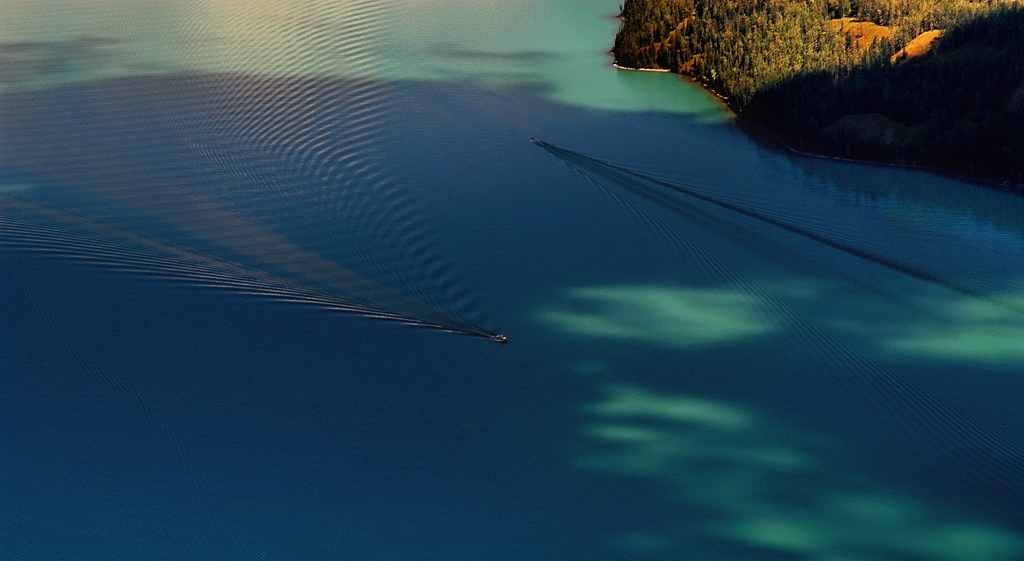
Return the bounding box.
[0,198,500,341]
[534,139,1024,316]
[535,138,1024,514]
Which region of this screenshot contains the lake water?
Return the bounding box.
[2,2,1023,560]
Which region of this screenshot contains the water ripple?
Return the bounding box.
[2,0,500,342]
[537,139,1024,516]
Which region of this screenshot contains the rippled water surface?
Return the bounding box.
[3,2,1023,560]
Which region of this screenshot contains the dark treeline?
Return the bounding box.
[613,0,1024,184]
[614,0,854,106]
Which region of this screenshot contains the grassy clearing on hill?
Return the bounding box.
[614,0,1024,184]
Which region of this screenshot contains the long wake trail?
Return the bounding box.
[0,199,499,341]
[534,140,1024,316]
[535,139,1024,515]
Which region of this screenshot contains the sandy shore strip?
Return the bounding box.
[612,63,670,72]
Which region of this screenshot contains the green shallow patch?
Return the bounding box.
[578,383,1024,561]
[539,285,777,348]
[877,288,1024,367]
[584,383,753,431]
[2,0,728,119]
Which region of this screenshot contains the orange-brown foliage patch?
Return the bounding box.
[679,54,702,74]
[830,18,893,49]
[891,29,945,63]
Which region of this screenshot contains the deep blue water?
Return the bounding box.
[3,2,1023,560]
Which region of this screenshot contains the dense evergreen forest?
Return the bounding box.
[613,0,1024,184]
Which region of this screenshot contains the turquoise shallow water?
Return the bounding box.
[2,2,1023,560]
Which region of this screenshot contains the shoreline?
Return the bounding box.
[611,63,671,73]
[610,64,1024,195]
[733,114,1024,195]
[612,59,732,102]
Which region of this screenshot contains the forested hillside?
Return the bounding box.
[613,0,1024,184]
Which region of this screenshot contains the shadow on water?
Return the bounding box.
[0,74,501,342]
[0,36,137,90]
[0,80,499,339]
[2,0,504,342]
